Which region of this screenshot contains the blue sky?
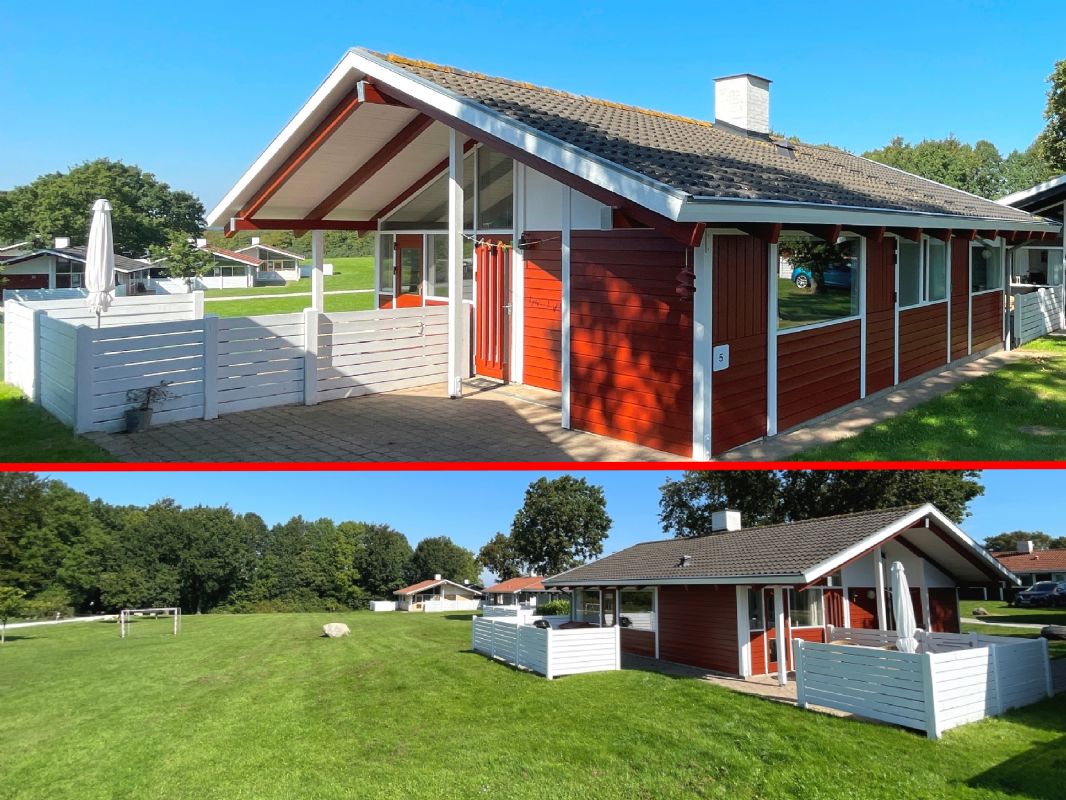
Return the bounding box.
[2,1,1062,212]
[43,470,1064,557]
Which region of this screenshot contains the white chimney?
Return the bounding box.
[54,236,71,249]
[711,509,742,533]
[1017,539,1035,554]
[195,238,207,248]
[434,573,442,581]
[714,74,771,135]
[250,236,261,246]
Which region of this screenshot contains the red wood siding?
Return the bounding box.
[3,273,49,289]
[522,231,562,391]
[658,585,738,673]
[620,628,656,657]
[928,588,960,633]
[970,290,1004,353]
[776,320,861,430]
[865,238,896,394]
[569,230,693,457]
[847,587,879,629]
[749,631,769,675]
[950,239,969,359]
[898,303,948,382]
[711,235,768,454]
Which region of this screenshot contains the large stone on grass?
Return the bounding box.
[1041,625,1066,641]
[972,607,990,616]
[322,623,351,638]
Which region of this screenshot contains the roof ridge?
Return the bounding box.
[377,52,717,131]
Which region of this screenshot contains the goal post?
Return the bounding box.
[119,607,181,638]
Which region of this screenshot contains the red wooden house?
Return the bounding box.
[208,49,1061,457]
[541,504,1019,682]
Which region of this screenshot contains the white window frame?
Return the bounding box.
[775,234,863,336]
[897,235,949,310]
[970,238,1006,297]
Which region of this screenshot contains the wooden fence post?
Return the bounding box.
[192,291,205,320]
[794,639,807,708]
[921,654,940,740]
[29,308,42,403]
[202,316,218,420]
[303,308,319,406]
[614,625,621,671]
[490,619,496,659]
[545,627,554,680]
[74,325,94,433]
[990,643,1003,715]
[1041,638,1053,698]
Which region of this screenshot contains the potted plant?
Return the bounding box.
[124,381,176,433]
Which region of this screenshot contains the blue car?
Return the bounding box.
[791,264,854,290]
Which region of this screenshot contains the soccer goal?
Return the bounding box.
[119,607,181,638]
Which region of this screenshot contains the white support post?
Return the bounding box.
[545,627,554,680]
[490,619,497,659]
[447,130,465,399]
[202,315,218,420]
[303,308,319,406]
[922,655,940,739]
[653,587,660,660]
[767,242,779,436]
[192,290,205,320]
[73,325,93,434]
[511,162,525,384]
[311,230,325,312]
[1042,637,1053,698]
[692,234,712,459]
[892,238,900,385]
[736,586,751,677]
[874,546,887,629]
[29,307,43,403]
[945,235,953,364]
[859,236,868,398]
[793,639,807,707]
[614,624,622,671]
[560,186,572,428]
[990,642,1003,715]
[774,586,787,686]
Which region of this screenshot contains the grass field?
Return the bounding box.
[1,612,1063,800]
[797,336,1066,460]
[205,256,374,297]
[960,599,1066,626]
[207,290,376,318]
[777,277,854,329]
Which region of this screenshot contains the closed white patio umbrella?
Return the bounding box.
[890,561,920,654]
[85,198,116,327]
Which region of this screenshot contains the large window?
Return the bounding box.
[575,589,600,625]
[54,257,84,289]
[619,589,655,631]
[971,239,1004,293]
[477,149,514,230]
[788,588,824,627]
[898,241,922,307]
[777,235,860,329]
[426,235,474,300]
[1012,247,1064,287]
[926,239,948,302]
[379,233,395,295]
[899,238,948,308]
[747,588,764,630]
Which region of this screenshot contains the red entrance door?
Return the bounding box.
[393,234,424,308]
[475,236,511,381]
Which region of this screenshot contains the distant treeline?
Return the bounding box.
[0,475,476,616]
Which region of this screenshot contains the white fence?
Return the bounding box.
[1013,287,1064,346]
[6,297,453,434]
[403,597,481,613]
[795,627,1053,739]
[471,617,620,680]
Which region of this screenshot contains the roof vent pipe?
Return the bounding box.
[713,74,771,136]
[434,573,442,581]
[711,509,742,533]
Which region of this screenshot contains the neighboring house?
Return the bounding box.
[541,504,1018,678]
[393,575,482,612]
[483,576,565,608]
[993,541,1066,586]
[141,242,263,292]
[235,238,306,283]
[0,238,149,291]
[208,49,1060,458]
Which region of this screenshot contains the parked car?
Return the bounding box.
[791,263,854,290]
[1011,581,1066,607]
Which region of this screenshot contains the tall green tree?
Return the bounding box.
[409,536,478,583]
[149,236,215,287]
[510,477,612,576]
[0,159,204,256]
[477,532,526,581]
[1039,58,1066,172]
[983,531,1066,552]
[353,524,413,599]
[0,587,26,644]
[659,472,785,538]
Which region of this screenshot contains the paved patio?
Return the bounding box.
[86,379,682,463]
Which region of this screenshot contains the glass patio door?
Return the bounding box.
[602,590,616,626]
[393,234,424,308]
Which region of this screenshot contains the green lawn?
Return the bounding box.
[1,612,1063,800]
[0,322,114,462]
[205,256,374,297]
[797,336,1066,460]
[778,277,854,329]
[207,290,376,318]
[960,599,1066,627]
[961,623,1066,660]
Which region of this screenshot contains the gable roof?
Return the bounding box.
[0,246,149,273]
[202,245,263,266]
[236,243,306,260]
[543,504,1018,587]
[484,576,550,594]
[993,549,1066,575]
[999,175,1066,221]
[207,48,1059,236]
[393,578,482,596]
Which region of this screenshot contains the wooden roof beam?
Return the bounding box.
[851,225,885,243]
[793,224,842,242]
[977,229,999,241]
[735,223,782,244]
[928,229,952,242]
[887,227,922,242]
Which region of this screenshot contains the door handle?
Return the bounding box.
[504,303,513,314]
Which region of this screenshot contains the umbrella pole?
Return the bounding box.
[96,311,101,329]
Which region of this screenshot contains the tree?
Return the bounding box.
[353,524,413,599]
[510,477,612,576]
[659,470,984,537]
[983,531,1066,552]
[0,159,204,256]
[0,586,26,644]
[659,472,784,538]
[0,473,46,586]
[780,237,852,294]
[149,237,215,288]
[409,536,478,584]
[477,532,525,581]
[1039,58,1066,172]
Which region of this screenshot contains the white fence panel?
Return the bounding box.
[37,315,78,426]
[215,313,305,416]
[993,639,1053,712]
[1014,287,1064,345]
[517,625,549,676]
[3,301,38,398]
[550,627,621,677]
[472,618,619,680]
[316,306,449,402]
[9,292,201,328]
